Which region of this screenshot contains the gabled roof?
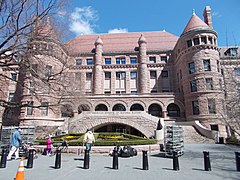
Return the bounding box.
[65,31,178,54]
[182,13,210,35]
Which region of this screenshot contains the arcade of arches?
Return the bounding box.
[61,102,181,136]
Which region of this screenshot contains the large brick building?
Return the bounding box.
[1,6,239,139]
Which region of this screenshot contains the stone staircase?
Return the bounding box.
[182,126,215,144]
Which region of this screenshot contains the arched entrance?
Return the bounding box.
[61,104,74,117]
[130,103,144,111]
[167,103,180,117]
[148,103,162,117]
[95,104,108,111]
[112,103,126,111]
[94,123,145,137]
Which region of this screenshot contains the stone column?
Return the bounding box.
[138,34,149,94]
[93,36,103,94]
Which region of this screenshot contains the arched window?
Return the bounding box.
[95,104,108,111]
[112,104,126,111]
[167,103,180,117]
[61,104,74,117]
[130,103,144,111]
[148,103,162,117]
[78,104,90,114]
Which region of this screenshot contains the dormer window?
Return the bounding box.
[224,48,238,57]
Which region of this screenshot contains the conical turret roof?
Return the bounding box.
[182,12,210,35]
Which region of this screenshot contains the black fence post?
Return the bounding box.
[112,150,118,169]
[26,149,34,168]
[142,150,149,170]
[173,151,179,171]
[235,152,240,171]
[83,149,90,169]
[55,149,61,169]
[0,148,7,168]
[203,151,211,171]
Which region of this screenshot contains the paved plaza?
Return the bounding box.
[0,144,239,180]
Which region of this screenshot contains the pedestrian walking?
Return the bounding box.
[83,128,95,152]
[7,127,22,160]
[46,135,53,156]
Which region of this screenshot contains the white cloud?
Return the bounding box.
[212,11,222,18]
[108,28,128,34]
[69,6,98,35]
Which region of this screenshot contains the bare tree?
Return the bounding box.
[0,0,73,125]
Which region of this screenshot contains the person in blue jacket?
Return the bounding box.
[7,127,22,160]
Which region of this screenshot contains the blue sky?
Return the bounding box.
[62,0,240,46]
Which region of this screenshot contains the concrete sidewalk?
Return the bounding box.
[0,144,239,180]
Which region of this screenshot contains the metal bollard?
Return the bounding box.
[55,149,61,169]
[26,149,34,168]
[173,151,179,171]
[112,150,118,169]
[83,149,90,169]
[0,148,7,168]
[235,152,240,171]
[142,150,149,170]
[203,151,211,171]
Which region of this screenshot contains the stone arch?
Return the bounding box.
[130,103,144,111]
[78,104,91,114]
[112,103,126,111]
[111,100,128,110]
[61,104,74,117]
[165,99,184,113]
[129,100,146,111]
[148,103,163,117]
[95,104,108,111]
[167,103,180,117]
[93,101,110,111]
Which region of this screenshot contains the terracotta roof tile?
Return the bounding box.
[182,13,210,35]
[65,31,178,54]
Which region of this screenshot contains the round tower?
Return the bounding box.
[173,8,226,136]
[138,34,149,94]
[93,36,103,94]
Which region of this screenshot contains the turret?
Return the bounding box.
[203,6,213,30]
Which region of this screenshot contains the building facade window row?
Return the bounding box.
[187,35,217,48]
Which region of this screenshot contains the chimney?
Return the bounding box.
[203,6,213,29]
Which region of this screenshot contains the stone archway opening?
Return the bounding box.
[78,104,90,114]
[148,103,162,117]
[112,103,126,111]
[130,103,144,111]
[94,123,145,137]
[95,104,108,111]
[61,104,74,117]
[167,103,180,117]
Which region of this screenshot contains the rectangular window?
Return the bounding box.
[149,57,156,63]
[87,59,93,65]
[234,68,240,76]
[116,72,126,79]
[205,78,213,90]
[130,71,137,79]
[203,59,211,71]
[45,65,52,77]
[188,62,196,74]
[130,57,137,64]
[161,70,168,78]
[208,99,216,114]
[105,58,111,65]
[193,38,200,45]
[76,59,82,65]
[11,73,17,81]
[131,91,137,94]
[201,37,207,44]
[161,56,167,63]
[190,80,197,92]
[41,102,49,116]
[105,72,111,79]
[187,40,192,47]
[150,71,157,79]
[208,37,213,44]
[217,61,220,72]
[192,100,199,115]
[27,101,33,115]
[86,72,92,80]
[8,93,14,102]
[116,57,126,64]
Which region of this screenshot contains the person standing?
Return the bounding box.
[46,135,52,156]
[83,128,95,152]
[7,127,22,160]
